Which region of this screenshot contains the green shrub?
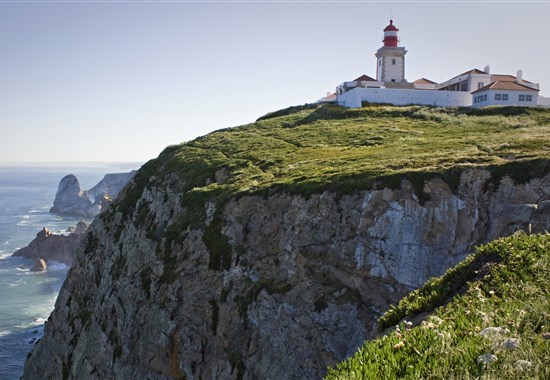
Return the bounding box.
[326,233,550,380]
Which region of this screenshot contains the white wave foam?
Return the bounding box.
[16,319,47,329]
[32,318,47,325]
[0,251,9,260]
[47,261,70,271]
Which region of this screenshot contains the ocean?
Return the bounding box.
[0,163,140,380]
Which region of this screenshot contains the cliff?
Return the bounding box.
[87,171,137,201]
[23,105,550,379]
[326,232,550,379]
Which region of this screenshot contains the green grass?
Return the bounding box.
[108,103,550,289]
[325,232,550,380]
[114,104,550,224]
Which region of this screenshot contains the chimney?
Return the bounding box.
[516,69,523,84]
[484,65,490,74]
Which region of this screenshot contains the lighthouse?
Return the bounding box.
[375,20,408,85]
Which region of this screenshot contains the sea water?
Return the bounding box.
[0,163,139,379]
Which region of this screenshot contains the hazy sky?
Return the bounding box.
[1,1,549,164]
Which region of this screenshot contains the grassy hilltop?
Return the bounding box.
[122,104,550,221]
[114,104,549,378]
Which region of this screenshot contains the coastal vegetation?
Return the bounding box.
[26,103,550,379]
[325,232,550,379]
[114,104,550,284]
[117,104,550,221]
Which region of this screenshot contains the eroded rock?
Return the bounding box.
[31,258,47,272]
[12,223,89,265]
[22,170,550,380]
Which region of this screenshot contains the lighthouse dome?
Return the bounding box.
[383,20,399,32]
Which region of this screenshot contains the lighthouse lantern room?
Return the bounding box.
[375,19,407,85]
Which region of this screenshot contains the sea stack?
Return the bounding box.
[49,175,97,218]
[31,258,47,272]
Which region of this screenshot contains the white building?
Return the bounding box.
[334,20,548,109]
[336,74,384,96]
[471,77,539,108]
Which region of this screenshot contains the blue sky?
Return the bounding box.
[1,1,549,163]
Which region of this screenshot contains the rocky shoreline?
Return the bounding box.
[12,221,89,270]
[12,170,136,271]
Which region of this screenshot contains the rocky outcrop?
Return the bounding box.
[66,221,90,235]
[12,221,89,265]
[50,172,136,218]
[23,169,550,380]
[49,175,97,217]
[31,258,47,272]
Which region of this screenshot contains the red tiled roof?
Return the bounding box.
[353,74,377,82]
[492,74,533,84]
[471,80,539,94]
[413,78,437,85]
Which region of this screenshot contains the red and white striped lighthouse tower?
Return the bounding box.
[375,19,407,85]
[382,19,399,47]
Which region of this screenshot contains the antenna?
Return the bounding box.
[390,8,393,20]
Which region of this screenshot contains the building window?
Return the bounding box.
[526,95,532,101]
[519,95,526,101]
[392,59,396,65]
[477,82,484,89]
[378,60,382,67]
[476,95,486,103]
[502,94,508,101]
[460,83,468,91]
[495,94,501,100]
[391,79,396,82]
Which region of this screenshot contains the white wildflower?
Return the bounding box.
[515,360,533,370]
[477,354,497,366]
[479,326,509,338]
[500,338,520,350]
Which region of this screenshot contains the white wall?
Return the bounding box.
[437,72,491,92]
[382,55,405,83]
[537,96,550,107]
[413,83,438,90]
[472,90,538,108]
[469,73,492,92]
[337,87,472,108]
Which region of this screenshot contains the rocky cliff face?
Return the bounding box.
[87,171,137,202]
[23,168,549,380]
